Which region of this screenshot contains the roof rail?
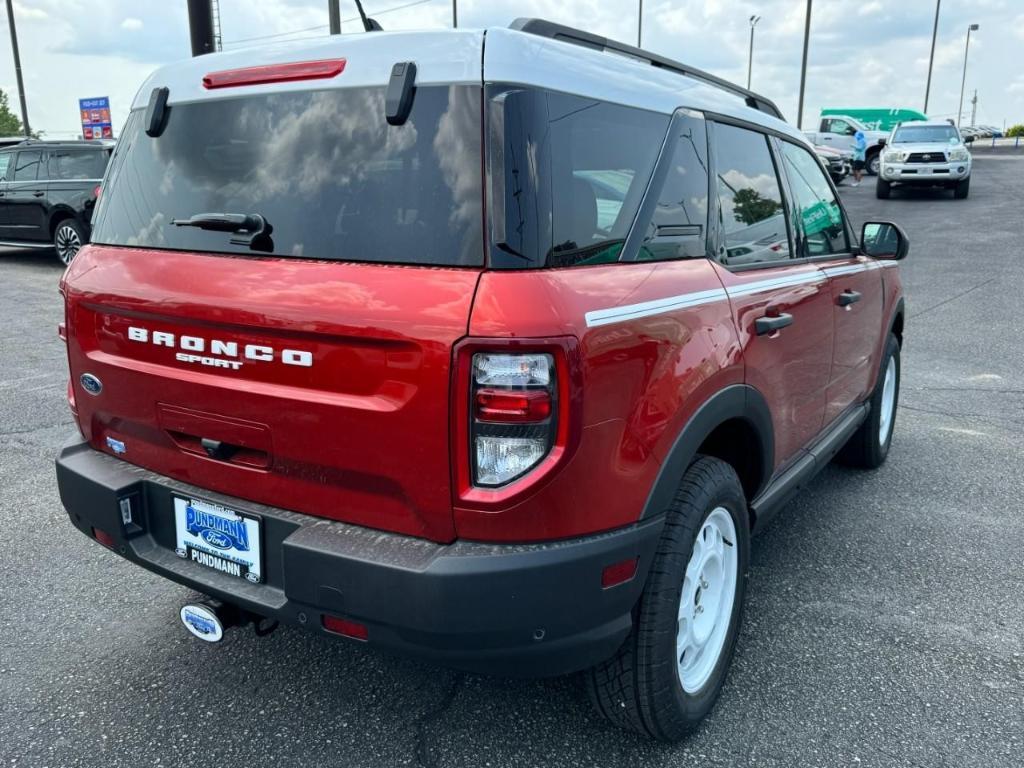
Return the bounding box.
[508,18,785,122]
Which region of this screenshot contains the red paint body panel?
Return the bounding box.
[821,255,885,425]
[458,260,742,541]
[61,245,481,543]
[711,261,833,466]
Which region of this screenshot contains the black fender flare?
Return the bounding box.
[640,384,774,520]
[887,296,905,341]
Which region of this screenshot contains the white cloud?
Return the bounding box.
[12,2,47,21]
[120,18,143,31]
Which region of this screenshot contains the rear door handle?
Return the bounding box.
[32,190,45,197]
[755,313,794,336]
[837,290,862,307]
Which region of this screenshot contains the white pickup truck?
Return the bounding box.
[804,115,889,175]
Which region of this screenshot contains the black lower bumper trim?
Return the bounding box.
[55,436,663,677]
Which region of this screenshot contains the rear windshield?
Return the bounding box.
[487,87,669,268]
[891,125,959,144]
[92,86,483,266]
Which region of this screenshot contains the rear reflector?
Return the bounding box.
[601,557,639,589]
[203,58,347,89]
[474,388,551,423]
[322,614,368,641]
[92,527,116,548]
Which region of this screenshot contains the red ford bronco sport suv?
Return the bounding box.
[56,20,907,740]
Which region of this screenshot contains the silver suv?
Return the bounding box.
[878,120,972,199]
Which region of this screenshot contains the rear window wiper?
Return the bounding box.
[170,212,273,252]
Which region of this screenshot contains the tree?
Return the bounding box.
[732,188,781,226]
[0,88,27,136]
[1007,124,1024,138]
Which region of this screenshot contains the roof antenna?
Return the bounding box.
[354,1,383,31]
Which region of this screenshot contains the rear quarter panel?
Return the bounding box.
[460,259,742,541]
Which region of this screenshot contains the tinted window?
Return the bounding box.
[12,150,41,181]
[712,123,790,266]
[638,113,709,261]
[92,86,483,266]
[781,142,849,257]
[827,119,854,135]
[0,152,10,181]
[48,149,108,180]
[488,87,668,268]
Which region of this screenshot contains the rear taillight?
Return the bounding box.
[470,353,555,487]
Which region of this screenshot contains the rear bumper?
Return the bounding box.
[55,436,662,677]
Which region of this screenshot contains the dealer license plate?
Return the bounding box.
[174,497,262,583]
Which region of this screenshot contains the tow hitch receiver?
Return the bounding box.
[180,599,278,642]
[180,602,228,642]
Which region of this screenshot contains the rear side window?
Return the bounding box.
[711,123,791,267]
[92,86,483,266]
[48,150,108,180]
[0,153,10,181]
[780,142,849,257]
[11,150,41,181]
[637,113,709,261]
[488,87,669,268]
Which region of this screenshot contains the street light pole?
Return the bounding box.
[4,0,30,137]
[328,0,341,34]
[796,0,812,129]
[923,0,941,113]
[747,15,761,90]
[452,0,457,29]
[638,0,643,47]
[957,23,979,127]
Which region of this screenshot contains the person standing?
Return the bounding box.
[851,129,868,186]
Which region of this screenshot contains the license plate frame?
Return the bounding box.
[173,496,263,584]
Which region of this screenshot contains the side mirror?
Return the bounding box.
[861,221,909,260]
[877,137,887,147]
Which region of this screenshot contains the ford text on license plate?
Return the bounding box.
[173,497,262,583]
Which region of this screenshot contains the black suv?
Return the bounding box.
[0,139,113,265]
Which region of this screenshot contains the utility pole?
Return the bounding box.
[970,89,977,127]
[796,0,812,129]
[957,23,978,127]
[452,0,457,28]
[638,0,643,47]
[328,0,341,34]
[747,15,761,90]
[923,0,940,113]
[186,0,216,56]
[4,0,30,137]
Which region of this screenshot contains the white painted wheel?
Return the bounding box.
[676,506,738,693]
[878,355,897,445]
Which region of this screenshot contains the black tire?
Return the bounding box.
[876,179,891,199]
[954,177,970,199]
[839,333,900,469]
[54,218,87,266]
[867,151,881,176]
[585,456,750,741]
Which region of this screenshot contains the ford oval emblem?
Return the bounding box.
[80,373,103,395]
[200,529,233,550]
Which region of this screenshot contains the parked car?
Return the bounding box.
[55,18,908,741]
[804,115,888,175]
[814,143,852,184]
[878,120,972,199]
[0,139,113,264]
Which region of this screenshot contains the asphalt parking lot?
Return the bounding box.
[2,153,1022,768]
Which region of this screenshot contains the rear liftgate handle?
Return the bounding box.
[754,313,794,336]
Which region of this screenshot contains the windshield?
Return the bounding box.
[92,85,483,266]
[891,125,960,144]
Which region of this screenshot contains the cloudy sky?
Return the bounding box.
[1,0,1021,138]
